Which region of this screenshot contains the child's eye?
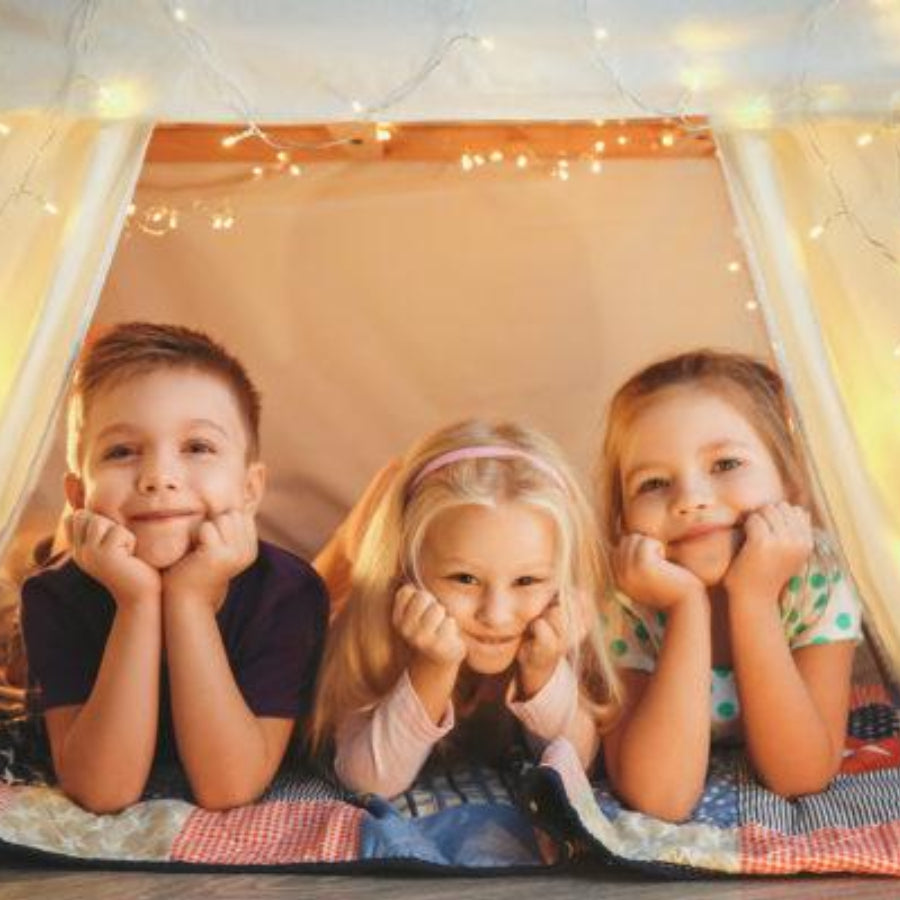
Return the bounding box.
[712,457,742,473]
[515,575,544,587]
[448,572,478,586]
[636,476,668,495]
[185,439,216,455]
[101,444,136,462]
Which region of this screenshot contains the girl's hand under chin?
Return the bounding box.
[517,600,566,699]
[724,502,813,601]
[393,584,467,669]
[614,533,707,610]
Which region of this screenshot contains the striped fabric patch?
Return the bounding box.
[394,764,519,818]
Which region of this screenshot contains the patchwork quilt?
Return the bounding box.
[0,682,898,875]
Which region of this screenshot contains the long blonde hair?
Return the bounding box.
[311,419,622,752]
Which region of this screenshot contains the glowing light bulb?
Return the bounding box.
[276,150,290,163]
[289,164,302,177]
[594,27,609,41]
[221,129,251,148]
[594,140,606,153]
[516,154,528,168]
[489,150,504,163]
[461,153,475,172]
[856,132,874,147]
[727,260,742,273]
[95,80,144,118]
[0,122,10,136]
[661,133,675,147]
[222,215,235,230]
[127,203,136,216]
[42,200,59,216]
[252,166,264,178]
[745,299,759,311]
[808,224,825,240]
[473,154,486,166]
[375,124,392,142]
[173,7,187,22]
[616,135,629,147]
[168,211,179,229]
[591,160,603,174]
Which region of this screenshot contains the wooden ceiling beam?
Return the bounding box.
[144,119,714,164]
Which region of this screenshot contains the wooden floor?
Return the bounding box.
[1,864,899,900]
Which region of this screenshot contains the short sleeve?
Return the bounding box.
[608,595,659,673]
[225,549,329,720]
[787,568,863,650]
[21,566,110,711]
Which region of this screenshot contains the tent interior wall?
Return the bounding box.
[7,119,773,567]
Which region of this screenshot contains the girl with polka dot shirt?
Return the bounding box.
[597,350,862,822]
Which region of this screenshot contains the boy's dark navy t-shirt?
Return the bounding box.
[21,540,329,762]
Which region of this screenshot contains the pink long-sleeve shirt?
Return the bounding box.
[334,659,584,797]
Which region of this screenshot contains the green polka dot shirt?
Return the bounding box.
[609,533,863,743]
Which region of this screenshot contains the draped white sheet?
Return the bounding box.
[0,115,151,558]
[718,124,900,672]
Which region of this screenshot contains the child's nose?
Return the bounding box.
[136,454,181,494]
[476,588,516,629]
[674,475,713,514]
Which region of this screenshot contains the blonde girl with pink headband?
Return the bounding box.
[311,419,621,796]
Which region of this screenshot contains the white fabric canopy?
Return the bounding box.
[1,2,899,670]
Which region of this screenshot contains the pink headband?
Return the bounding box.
[410,446,567,492]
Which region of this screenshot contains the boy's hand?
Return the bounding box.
[724,502,813,602]
[68,509,161,607]
[614,533,707,610]
[517,599,566,698]
[162,509,258,609]
[393,584,467,670]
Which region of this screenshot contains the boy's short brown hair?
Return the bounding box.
[67,321,261,470]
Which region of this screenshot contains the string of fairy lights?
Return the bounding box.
[0,1,897,307]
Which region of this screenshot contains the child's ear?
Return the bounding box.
[244,461,266,513]
[63,472,85,510]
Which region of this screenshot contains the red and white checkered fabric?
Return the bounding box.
[742,821,900,875]
[171,799,364,865]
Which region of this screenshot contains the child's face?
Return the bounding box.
[619,386,786,586]
[419,501,559,675]
[66,368,264,570]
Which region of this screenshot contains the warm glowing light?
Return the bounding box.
[42,200,59,216]
[661,133,675,147]
[489,150,504,163]
[726,96,773,129]
[856,132,874,147]
[127,203,136,216]
[679,65,723,93]
[591,160,603,174]
[727,261,742,273]
[808,224,826,240]
[480,37,495,51]
[594,140,606,153]
[252,165,264,177]
[375,124,392,142]
[473,154,486,166]
[289,164,302,176]
[351,100,364,113]
[95,80,144,118]
[616,135,629,146]
[276,150,290,163]
[221,129,251,148]
[516,154,528,168]
[745,299,759,311]
[173,7,187,22]
[893,343,900,358]
[594,27,609,41]
[0,122,10,136]
[461,153,474,172]
[168,211,179,229]
[557,168,570,182]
